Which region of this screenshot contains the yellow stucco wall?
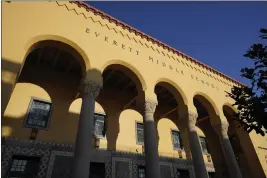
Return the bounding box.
[2,1,267,177]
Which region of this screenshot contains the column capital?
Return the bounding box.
[144,97,158,114]
[213,121,229,137]
[81,80,102,99]
[188,111,198,127]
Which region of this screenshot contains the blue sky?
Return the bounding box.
[86,1,267,85]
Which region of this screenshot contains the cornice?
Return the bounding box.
[70,1,245,87]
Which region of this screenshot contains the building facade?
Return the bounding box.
[2,1,267,178]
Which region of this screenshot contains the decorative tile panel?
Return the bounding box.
[132,159,145,178]
[46,150,111,178]
[112,157,132,178]
[105,162,112,178]
[2,138,216,178]
[1,145,50,178]
[46,151,73,178]
[159,162,174,178]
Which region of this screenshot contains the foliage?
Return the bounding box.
[227,28,267,136]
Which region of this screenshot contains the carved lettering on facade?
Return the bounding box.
[85,28,222,90]
[105,36,108,42]
[85,28,90,33]
[95,32,100,37]
[113,40,118,46]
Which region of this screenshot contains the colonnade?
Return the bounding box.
[71,79,243,178]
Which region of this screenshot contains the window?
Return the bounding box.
[199,136,209,154]
[136,122,144,145]
[171,130,183,150]
[23,98,52,129]
[138,166,145,178]
[93,113,107,138]
[7,155,40,178]
[177,169,190,178]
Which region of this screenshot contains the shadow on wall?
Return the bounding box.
[2,58,140,152]
[154,104,193,160]
[1,59,22,116]
[2,66,103,145]
[96,90,122,151]
[197,120,229,177]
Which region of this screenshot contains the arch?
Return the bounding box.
[157,118,181,157]
[223,103,238,116]
[101,60,147,91]
[4,82,52,119]
[3,82,52,138]
[116,109,143,152]
[193,92,220,118]
[24,34,90,73]
[154,78,188,106]
[222,105,264,178]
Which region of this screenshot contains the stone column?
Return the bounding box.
[143,97,161,178]
[214,121,242,178]
[187,112,209,178]
[72,80,102,178]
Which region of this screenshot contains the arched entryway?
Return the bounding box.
[154,81,192,178]
[2,40,88,178]
[98,63,146,151]
[193,94,228,178]
[3,40,87,143]
[223,105,266,178]
[154,81,190,158]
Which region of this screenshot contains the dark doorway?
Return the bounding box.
[177,169,190,178]
[89,162,106,178]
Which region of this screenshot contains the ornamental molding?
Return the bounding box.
[3,137,74,150]
[82,80,102,98]
[213,121,229,137]
[144,97,158,114]
[188,111,198,126]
